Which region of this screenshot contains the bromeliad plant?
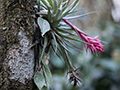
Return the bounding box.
[33,0,104,89]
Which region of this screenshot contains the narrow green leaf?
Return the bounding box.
[54,29,83,50]
[40,2,48,9]
[34,71,46,90]
[54,31,85,52]
[64,39,82,50]
[36,12,47,15]
[57,27,76,35]
[64,49,75,69]
[59,41,71,53]
[42,59,53,88]
[53,32,70,52]
[64,11,97,20]
[41,0,50,8]
[47,0,53,7]
[59,44,74,70]
[51,32,58,53]
[47,8,52,22]
[53,0,58,14]
[62,34,83,42]
[40,36,48,63]
[37,17,51,37]
[59,26,72,30]
[67,9,79,15]
[58,0,63,8]
[62,0,79,17]
[55,30,77,41]
[53,8,62,21]
[64,35,89,44]
[68,0,79,10]
[56,29,88,44]
[51,42,63,59]
[62,0,70,12]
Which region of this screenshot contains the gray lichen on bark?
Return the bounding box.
[5,30,34,84]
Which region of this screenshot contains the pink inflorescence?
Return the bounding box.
[62,18,104,54]
[79,33,104,54]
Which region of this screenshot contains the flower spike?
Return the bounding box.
[62,18,104,54]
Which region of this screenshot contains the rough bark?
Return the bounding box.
[0,0,36,90]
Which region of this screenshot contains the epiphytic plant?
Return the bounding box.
[32,0,104,89]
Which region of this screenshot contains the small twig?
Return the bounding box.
[74,66,81,72]
[72,71,82,82]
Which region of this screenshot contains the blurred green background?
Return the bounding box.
[50,0,120,90]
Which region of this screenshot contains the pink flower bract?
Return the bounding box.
[79,33,104,54]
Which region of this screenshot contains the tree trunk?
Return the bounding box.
[0,0,35,89]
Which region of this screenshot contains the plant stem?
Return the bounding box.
[64,50,75,71]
